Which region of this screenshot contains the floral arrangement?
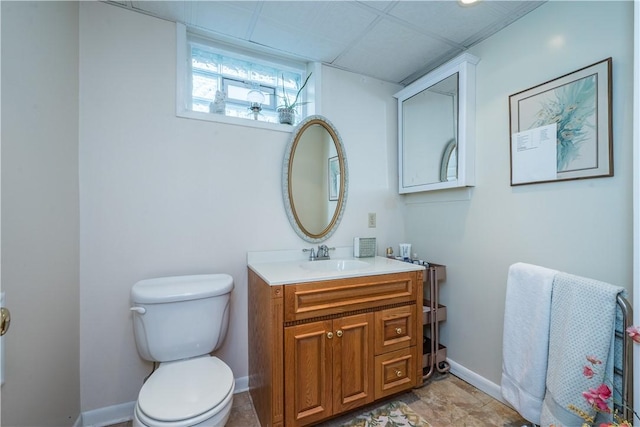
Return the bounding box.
[569,326,640,427]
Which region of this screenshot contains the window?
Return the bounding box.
[181,28,311,126]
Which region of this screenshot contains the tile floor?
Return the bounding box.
[109,373,530,427]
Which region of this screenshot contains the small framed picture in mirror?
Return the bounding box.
[329,156,339,201]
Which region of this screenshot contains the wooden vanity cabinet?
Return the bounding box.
[249,269,423,427]
[285,313,374,426]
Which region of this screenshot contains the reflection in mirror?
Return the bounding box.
[402,73,458,187]
[440,139,457,182]
[283,115,348,243]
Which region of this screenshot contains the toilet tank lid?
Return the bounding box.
[131,274,234,304]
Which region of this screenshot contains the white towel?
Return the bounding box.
[540,272,623,427]
[501,262,557,425]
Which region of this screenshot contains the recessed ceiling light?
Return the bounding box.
[459,0,480,5]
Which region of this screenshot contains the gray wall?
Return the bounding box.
[405,1,634,389]
[0,0,636,422]
[1,2,80,425]
[78,1,404,412]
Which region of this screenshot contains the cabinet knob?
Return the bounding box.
[336,330,343,338]
[327,332,333,339]
[395,327,402,335]
[395,369,403,377]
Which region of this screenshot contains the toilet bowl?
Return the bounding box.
[133,357,235,427]
[130,274,235,427]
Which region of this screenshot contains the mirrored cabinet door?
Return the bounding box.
[394,53,480,194]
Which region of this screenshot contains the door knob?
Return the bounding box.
[327,332,333,339]
[395,327,402,335]
[336,330,343,337]
[0,307,11,336]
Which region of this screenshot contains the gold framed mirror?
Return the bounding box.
[282,115,348,242]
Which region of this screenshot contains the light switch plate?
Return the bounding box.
[368,213,376,228]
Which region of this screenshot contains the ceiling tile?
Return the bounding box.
[388,1,505,46]
[251,1,379,60]
[105,0,546,84]
[333,18,453,83]
[190,2,259,39]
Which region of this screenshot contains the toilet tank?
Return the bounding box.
[130,274,233,362]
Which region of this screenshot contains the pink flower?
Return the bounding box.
[626,325,640,344]
[586,355,602,365]
[582,384,612,413]
[582,365,594,379]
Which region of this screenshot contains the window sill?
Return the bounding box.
[176,109,296,133]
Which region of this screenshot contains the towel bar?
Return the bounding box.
[616,294,634,422]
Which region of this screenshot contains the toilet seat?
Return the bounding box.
[136,356,234,426]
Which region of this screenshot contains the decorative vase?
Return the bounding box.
[278,108,295,125]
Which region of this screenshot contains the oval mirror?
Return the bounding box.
[283,115,348,243]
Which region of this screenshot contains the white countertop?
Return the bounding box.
[247,247,425,285]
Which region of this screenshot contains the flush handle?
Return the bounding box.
[0,307,11,336]
[130,307,146,315]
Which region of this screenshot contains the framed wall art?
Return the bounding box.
[509,58,612,186]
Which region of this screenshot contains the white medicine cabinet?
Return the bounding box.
[394,53,480,194]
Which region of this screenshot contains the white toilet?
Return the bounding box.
[130,274,235,427]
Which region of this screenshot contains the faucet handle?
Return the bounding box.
[302,248,316,261]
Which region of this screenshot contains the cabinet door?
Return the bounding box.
[285,320,333,427]
[333,313,374,413]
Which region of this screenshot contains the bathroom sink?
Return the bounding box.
[300,259,372,272]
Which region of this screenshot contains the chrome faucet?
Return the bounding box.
[303,245,335,261]
[316,245,334,260]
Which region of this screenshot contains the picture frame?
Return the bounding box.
[328,156,339,201]
[508,58,613,186]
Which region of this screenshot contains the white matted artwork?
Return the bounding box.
[509,58,613,186]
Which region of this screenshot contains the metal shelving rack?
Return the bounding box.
[422,263,449,380]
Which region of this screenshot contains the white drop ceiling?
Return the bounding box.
[106,0,545,85]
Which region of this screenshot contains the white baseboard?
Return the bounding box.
[82,401,135,427]
[447,358,506,404]
[80,375,249,427]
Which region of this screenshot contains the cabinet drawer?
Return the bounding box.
[284,273,417,322]
[374,305,415,355]
[374,347,416,399]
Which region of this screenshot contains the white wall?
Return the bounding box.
[78,2,404,412]
[405,1,634,389]
[1,2,80,425]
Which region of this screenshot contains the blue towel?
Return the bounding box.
[540,272,623,426]
[501,262,557,425]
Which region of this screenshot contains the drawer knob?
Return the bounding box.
[336,330,343,338]
[327,332,333,339]
[395,369,403,377]
[395,327,402,335]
